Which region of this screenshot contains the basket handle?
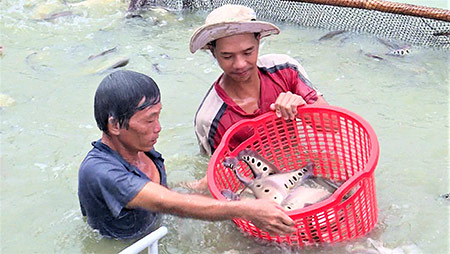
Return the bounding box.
[216,104,320,154]
[216,104,342,154]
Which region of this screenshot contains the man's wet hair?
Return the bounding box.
[94,70,161,135]
[208,33,260,49]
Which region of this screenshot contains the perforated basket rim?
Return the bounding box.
[207,105,380,216]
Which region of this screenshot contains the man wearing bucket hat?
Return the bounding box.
[78,70,295,240]
[189,5,327,189]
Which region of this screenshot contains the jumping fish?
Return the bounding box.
[222,149,343,210]
[152,63,161,74]
[25,51,52,72]
[88,56,130,74]
[318,30,346,41]
[42,10,73,21]
[386,47,411,56]
[377,38,412,56]
[88,47,117,60]
[358,49,384,61]
[31,2,67,20]
[440,193,450,204]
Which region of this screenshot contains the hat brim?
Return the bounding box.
[190,21,280,53]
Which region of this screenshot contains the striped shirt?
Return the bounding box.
[194,54,320,155]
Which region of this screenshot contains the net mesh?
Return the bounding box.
[150,0,450,48]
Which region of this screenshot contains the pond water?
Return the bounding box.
[0,1,448,253]
[389,0,447,9]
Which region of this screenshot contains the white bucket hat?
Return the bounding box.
[189,5,280,53]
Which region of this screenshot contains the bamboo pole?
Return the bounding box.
[283,0,450,22]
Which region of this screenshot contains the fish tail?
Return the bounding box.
[221,189,241,201]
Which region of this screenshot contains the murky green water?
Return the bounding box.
[1,1,448,253]
[389,0,448,9]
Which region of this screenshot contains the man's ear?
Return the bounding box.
[107,117,120,135]
[208,45,216,58]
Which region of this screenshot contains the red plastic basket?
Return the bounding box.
[207,105,379,246]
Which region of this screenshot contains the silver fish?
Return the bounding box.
[88,46,117,61]
[318,30,346,41]
[42,10,73,21]
[378,38,412,56]
[233,148,282,178]
[152,63,161,74]
[281,176,342,210]
[233,163,313,204]
[386,47,411,56]
[223,149,343,210]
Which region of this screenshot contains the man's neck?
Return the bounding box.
[220,70,261,113]
[101,133,140,166]
[221,68,260,94]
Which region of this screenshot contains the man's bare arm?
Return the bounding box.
[127,182,296,235]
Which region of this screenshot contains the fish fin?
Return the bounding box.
[313,177,341,193]
[237,148,279,178]
[238,186,248,195]
[301,162,315,180]
[221,189,241,201]
[305,162,314,172]
[237,148,252,160]
[233,168,252,186]
[237,149,261,177]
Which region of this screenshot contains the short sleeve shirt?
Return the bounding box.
[194,54,320,155]
[78,140,167,239]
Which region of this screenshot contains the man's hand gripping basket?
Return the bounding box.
[207,105,379,246]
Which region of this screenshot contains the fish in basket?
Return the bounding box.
[207,105,380,246]
[221,148,348,211]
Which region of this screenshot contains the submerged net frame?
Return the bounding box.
[151,0,450,48]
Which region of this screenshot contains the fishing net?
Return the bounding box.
[151,0,450,48]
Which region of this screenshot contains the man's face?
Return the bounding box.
[117,101,162,152]
[213,33,260,83]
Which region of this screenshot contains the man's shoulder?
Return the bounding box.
[79,146,123,177]
[195,84,226,121]
[258,54,309,80]
[257,54,298,68]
